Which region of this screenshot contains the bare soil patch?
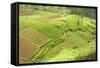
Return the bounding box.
[19,37,39,58]
[19,8,36,16]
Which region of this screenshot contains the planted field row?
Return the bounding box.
[31,22,63,40]
[32,39,65,62]
[20,27,49,47]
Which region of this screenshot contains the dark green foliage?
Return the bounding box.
[19,4,96,19]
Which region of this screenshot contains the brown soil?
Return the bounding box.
[19,8,36,16]
[19,37,39,59]
[19,58,33,64]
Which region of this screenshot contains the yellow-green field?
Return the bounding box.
[19,5,96,64]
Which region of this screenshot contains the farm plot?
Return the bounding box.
[31,22,63,40]
[19,27,51,63]
[20,27,50,47]
[19,37,38,64]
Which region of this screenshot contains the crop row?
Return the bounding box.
[20,27,49,47]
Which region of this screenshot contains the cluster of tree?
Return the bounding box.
[69,7,96,19]
[19,5,96,19]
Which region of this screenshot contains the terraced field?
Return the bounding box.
[19,9,96,64]
[19,27,51,63]
[20,27,50,47]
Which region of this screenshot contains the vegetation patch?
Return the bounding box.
[19,4,96,64]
